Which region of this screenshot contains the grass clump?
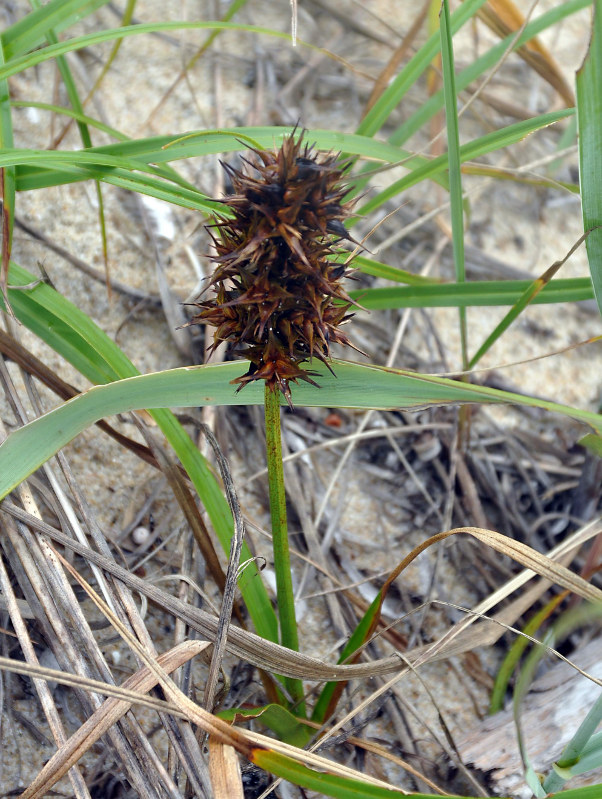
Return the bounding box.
[0,1,601,798]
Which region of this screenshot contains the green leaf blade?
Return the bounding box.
[1,358,601,503]
[351,278,594,310]
[577,0,602,319]
[439,0,467,367]
[1,0,111,59]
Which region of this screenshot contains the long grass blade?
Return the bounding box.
[4,127,422,178]
[12,100,130,140]
[10,102,203,192]
[1,0,111,59]
[358,109,573,218]
[439,0,467,368]
[1,356,601,502]
[352,255,440,286]
[2,114,570,220]
[468,234,589,368]
[350,276,594,309]
[51,0,137,149]
[0,35,16,314]
[219,704,311,747]
[577,0,602,319]
[390,0,587,148]
[29,0,110,286]
[0,22,298,81]
[311,589,382,725]
[489,593,565,714]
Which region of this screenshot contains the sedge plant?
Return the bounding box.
[185,130,361,712]
[0,0,601,796]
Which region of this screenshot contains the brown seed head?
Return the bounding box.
[188,131,360,407]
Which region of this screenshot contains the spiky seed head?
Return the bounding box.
[188,131,360,407]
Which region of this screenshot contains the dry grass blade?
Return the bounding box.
[55,549,404,793]
[0,651,403,795]
[198,423,246,710]
[54,550,259,748]
[4,500,600,687]
[478,0,575,105]
[0,356,164,798]
[0,529,90,799]
[350,737,449,795]
[208,737,244,799]
[2,498,400,681]
[0,517,160,798]
[0,654,205,716]
[51,427,212,796]
[3,2,598,796]
[402,519,602,666]
[20,641,210,799]
[382,525,602,613]
[1,359,211,796]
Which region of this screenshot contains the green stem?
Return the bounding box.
[440,0,468,371]
[264,383,305,713]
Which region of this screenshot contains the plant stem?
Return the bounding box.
[264,383,305,712]
[440,0,468,371]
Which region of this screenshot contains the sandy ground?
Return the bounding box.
[1,1,601,796]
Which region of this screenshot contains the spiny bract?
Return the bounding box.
[188,131,360,407]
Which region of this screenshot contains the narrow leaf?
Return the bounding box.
[439,0,467,367]
[577,0,602,319]
[219,704,311,748]
[29,0,111,288]
[390,0,587,147]
[0,35,15,314]
[0,22,295,81]
[358,109,573,218]
[1,0,111,59]
[351,277,594,309]
[355,0,489,137]
[1,358,602,502]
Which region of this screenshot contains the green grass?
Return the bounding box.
[0,0,601,796]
